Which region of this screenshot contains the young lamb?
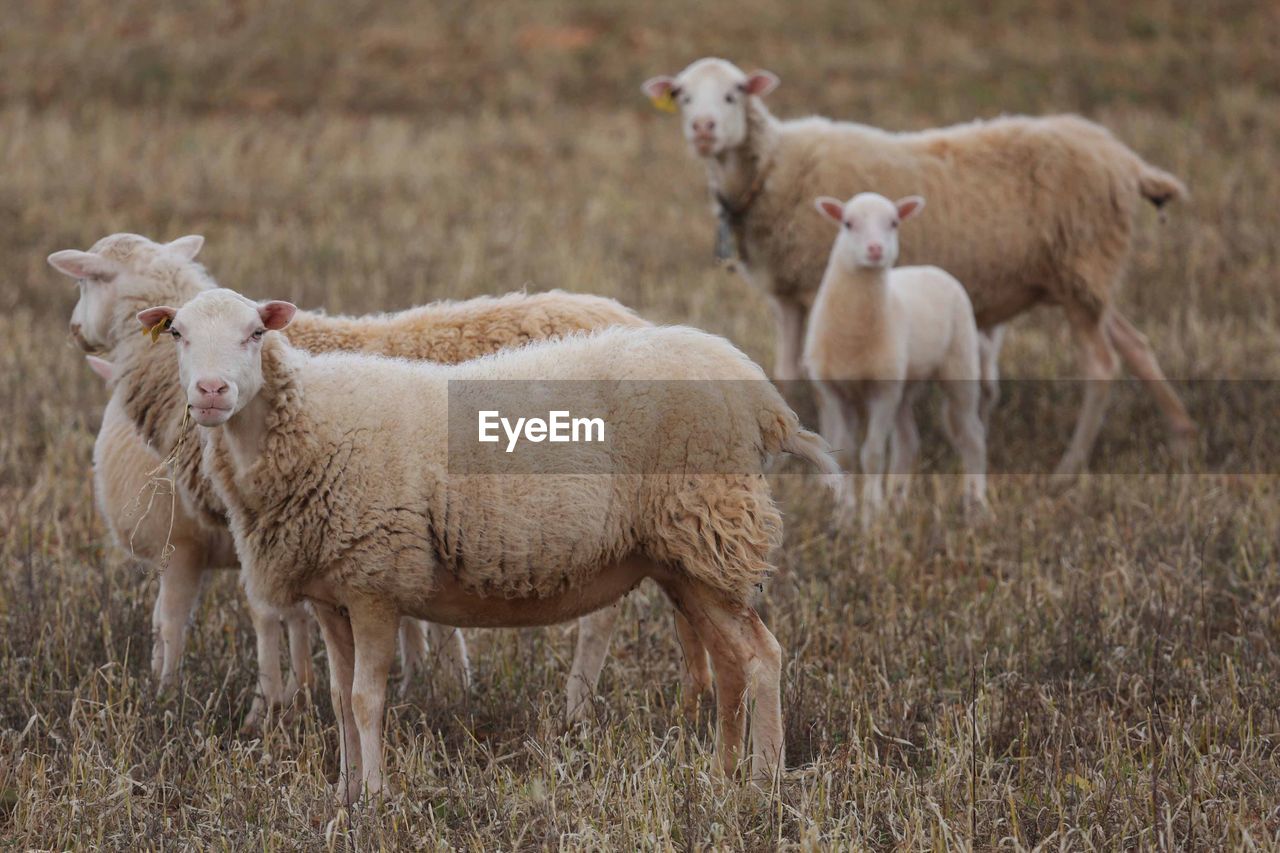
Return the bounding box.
[804,193,987,524]
[141,287,842,801]
[642,57,1195,481]
[51,232,702,724]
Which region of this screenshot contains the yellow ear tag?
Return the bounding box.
[144,318,171,343]
[650,91,677,113]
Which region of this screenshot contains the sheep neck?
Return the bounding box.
[815,260,893,346]
[708,100,778,218]
[221,336,299,478]
[221,393,271,475]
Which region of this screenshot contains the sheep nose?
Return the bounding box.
[196,378,229,397]
[692,117,716,135]
[867,243,883,258]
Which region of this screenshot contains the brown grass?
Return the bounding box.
[2,0,1279,847]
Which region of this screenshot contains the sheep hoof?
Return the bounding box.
[966,502,994,525]
[153,673,177,699]
[240,700,271,736]
[332,777,362,806]
[1050,454,1086,491]
[1168,423,1199,460]
[564,695,598,728]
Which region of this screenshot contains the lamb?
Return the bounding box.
[804,193,987,525]
[642,57,1195,481]
[51,232,699,723]
[83,355,462,727]
[142,287,842,801]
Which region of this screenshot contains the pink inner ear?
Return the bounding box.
[642,76,676,99]
[137,306,175,328]
[743,71,778,97]
[258,301,297,331]
[897,197,925,220]
[818,199,844,222]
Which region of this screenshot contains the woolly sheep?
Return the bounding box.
[50,232,697,723]
[804,193,987,525]
[83,355,461,729]
[642,57,1195,481]
[143,287,842,801]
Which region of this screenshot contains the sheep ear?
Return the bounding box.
[641,76,677,100]
[814,197,845,224]
[165,234,204,260]
[742,70,779,97]
[258,300,297,331]
[85,355,115,383]
[137,306,177,330]
[48,250,119,281]
[896,196,926,221]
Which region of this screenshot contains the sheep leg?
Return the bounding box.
[977,325,1007,430]
[1053,308,1119,483]
[674,610,713,719]
[1106,310,1196,450]
[347,602,398,800]
[425,622,471,696]
[151,540,206,691]
[662,578,784,783]
[941,382,989,512]
[770,298,807,382]
[396,618,429,698]
[815,381,853,461]
[860,388,901,527]
[283,608,314,707]
[241,595,286,734]
[566,604,621,724]
[887,389,922,508]
[311,601,361,804]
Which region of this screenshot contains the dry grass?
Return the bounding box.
[2,0,1279,848]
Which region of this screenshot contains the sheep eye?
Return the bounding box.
[891,221,899,229]
[251,328,266,340]
[724,93,736,104]
[679,94,691,105]
[170,328,182,340]
[844,222,852,230]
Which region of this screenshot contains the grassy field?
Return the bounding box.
[2,0,1279,848]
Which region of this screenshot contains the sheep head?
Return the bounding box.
[49,233,205,352]
[137,288,295,427]
[643,58,778,159]
[814,192,925,271]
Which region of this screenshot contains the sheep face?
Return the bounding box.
[814,192,926,271]
[49,233,205,352]
[643,58,778,159]
[138,289,296,427]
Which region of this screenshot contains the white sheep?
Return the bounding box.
[141,287,842,801]
[642,57,1195,482]
[51,232,699,724]
[83,355,461,728]
[804,193,987,524]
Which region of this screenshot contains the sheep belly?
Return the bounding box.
[403,553,657,628]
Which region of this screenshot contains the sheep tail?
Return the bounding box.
[1136,161,1187,210]
[781,428,845,497]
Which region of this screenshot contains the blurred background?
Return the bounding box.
[2,1,1279,847]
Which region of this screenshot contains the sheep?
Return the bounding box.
[84,355,455,728]
[804,193,987,525]
[140,287,842,801]
[50,232,700,723]
[642,57,1195,482]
